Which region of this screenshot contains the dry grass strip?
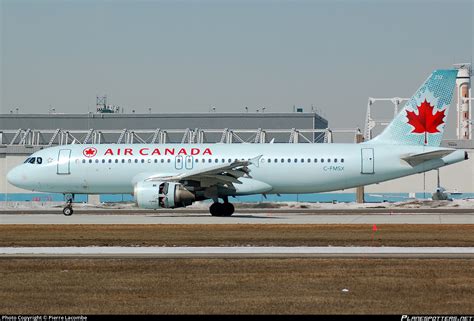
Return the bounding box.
[0,224,472,247]
[0,258,472,314]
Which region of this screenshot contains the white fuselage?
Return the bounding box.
[7,143,466,196]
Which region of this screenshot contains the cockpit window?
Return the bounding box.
[25,157,42,165]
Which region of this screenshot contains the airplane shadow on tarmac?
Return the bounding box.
[149,214,282,219]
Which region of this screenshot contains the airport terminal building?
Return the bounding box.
[1,110,473,204]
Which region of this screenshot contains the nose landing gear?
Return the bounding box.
[62,206,73,216]
[62,194,74,216]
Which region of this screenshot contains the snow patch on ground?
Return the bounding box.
[1,198,474,210]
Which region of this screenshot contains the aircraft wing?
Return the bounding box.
[401,150,454,166]
[145,155,262,187]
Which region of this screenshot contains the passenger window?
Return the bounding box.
[134,159,138,163]
[314,158,318,163]
[222,159,225,163]
[102,159,106,163]
[215,159,218,163]
[95,159,99,163]
[208,159,212,163]
[274,158,278,163]
[268,159,271,163]
[89,159,93,163]
[301,159,304,163]
[108,159,112,163]
[281,158,284,163]
[82,159,86,163]
[122,159,126,163]
[321,159,324,163]
[167,159,171,163]
[334,159,338,163]
[327,159,331,163]
[288,158,291,163]
[141,159,145,163]
[128,159,132,163]
[294,158,298,163]
[228,159,232,163]
[341,159,345,163]
[307,158,311,163]
[154,159,157,163]
[161,159,165,163]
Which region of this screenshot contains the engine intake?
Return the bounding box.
[134,181,195,209]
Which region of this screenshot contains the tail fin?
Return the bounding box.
[370,69,457,146]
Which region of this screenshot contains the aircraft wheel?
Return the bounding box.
[210,202,229,217]
[209,202,223,216]
[63,206,73,216]
[222,202,234,217]
[210,202,234,217]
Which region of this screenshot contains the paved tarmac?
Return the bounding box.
[1,207,474,214]
[0,212,473,224]
[1,246,472,258]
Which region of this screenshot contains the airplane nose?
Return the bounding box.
[7,166,23,188]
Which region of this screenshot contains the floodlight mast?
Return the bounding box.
[454,64,472,140]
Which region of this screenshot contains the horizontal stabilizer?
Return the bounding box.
[401,150,454,166]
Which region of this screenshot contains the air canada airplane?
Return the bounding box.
[7,69,469,216]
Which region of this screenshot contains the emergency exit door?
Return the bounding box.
[175,155,183,170]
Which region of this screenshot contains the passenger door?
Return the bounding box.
[57,149,72,175]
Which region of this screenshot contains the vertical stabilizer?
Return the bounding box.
[370,69,457,146]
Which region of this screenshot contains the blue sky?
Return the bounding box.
[1,0,472,136]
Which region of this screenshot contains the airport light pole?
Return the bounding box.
[3,157,7,207]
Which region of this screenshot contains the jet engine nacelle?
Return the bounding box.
[134,181,195,209]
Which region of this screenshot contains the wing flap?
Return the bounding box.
[201,174,243,185]
[145,156,262,184]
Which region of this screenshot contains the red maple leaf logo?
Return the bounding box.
[83,147,97,158]
[406,99,445,144]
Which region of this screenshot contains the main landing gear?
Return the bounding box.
[62,194,74,216]
[209,197,235,217]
